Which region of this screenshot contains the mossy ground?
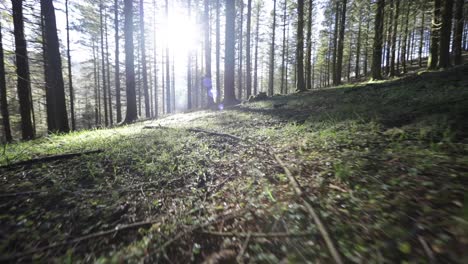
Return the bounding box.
[1,66,467,263]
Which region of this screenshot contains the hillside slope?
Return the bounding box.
[1,66,467,263]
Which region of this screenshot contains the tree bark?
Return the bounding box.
[165,0,171,113]
[389,0,400,77]
[452,0,464,65]
[0,23,12,142]
[428,0,442,69]
[41,0,69,133]
[123,0,137,123]
[100,1,109,126]
[65,0,75,130]
[224,0,237,105]
[205,0,214,106]
[253,2,261,95]
[238,1,244,99]
[296,0,306,91]
[305,0,313,90]
[280,0,287,94]
[215,0,221,103]
[268,0,277,96]
[371,0,385,80]
[246,0,252,98]
[335,0,348,85]
[115,0,122,122]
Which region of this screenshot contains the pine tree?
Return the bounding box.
[296,0,306,92]
[0,22,12,142]
[371,0,385,80]
[123,0,138,123]
[224,0,237,105]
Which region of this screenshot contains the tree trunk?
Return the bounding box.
[204,0,214,106]
[452,0,464,65]
[280,0,287,94]
[332,0,340,85]
[428,0,442,69]
[12,0,35,139]
[238,1,244,99]
[389,0,400,77]
[438,0,454,68]
[165,0,171,113]
[246,0,252,98]
[224,0,237,105]
[401,1,411,73]
[187,0,192,109]
[42,0,69,133]
[100,1,108,126]
[371,0,385,80]
[123,0,137,123]
[115,0,122,123]
[253,2,260,95]
[305,0,313,90]
[0,23,12,142]
[419,9,425,67]
[65,0,75,130]
[355,15,362,78]
[105,11,113,125]
[215,0,221,103]
[335,0,348,85]
[153,0,158,117]
[138,0,150,117]
[296,0,306,91]
[268,0,277,96]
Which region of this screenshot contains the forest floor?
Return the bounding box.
[1,65,468,263]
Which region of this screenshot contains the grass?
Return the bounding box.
[1,65,467,263]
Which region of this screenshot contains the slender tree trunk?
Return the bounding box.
[165,0,171,113]
[332,0,340,85]
[285,21,290,93]
[439,0,454,68]
[65,0,75,130]
[138,0,150,117]
[238,1,244,99]
[99,1,109,126]
[153,0,158,117]
[268,0,277,96]
[114,0,122,122]
[355,16,362,78]
[0,23,11,142]
[224,0,236,104]
[187,0,192,109]
[246,0,252,98]
[305,0,313,90]
[253,2,260,95]
[385,0,393,75]
[452,0,464,65]
[12,0,35,139]
[363,14,370,76]
[280,0,287,94]
[419,9,425,67]
[401,1,411,73]
[371,0,385,80]
[428,0,442,69]
[42,0,69,133]
[105,11,113,125]
[123,0,137,123]
[215,0,221,103]
[335,0,348,85]
[204,0,214,106]
[390,0,400,77]
[296,0,306,91]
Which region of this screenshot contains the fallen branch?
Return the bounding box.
[273,152,345,264]
[200,230,315,238]
[0,150,103,169]
[0,218,161,262]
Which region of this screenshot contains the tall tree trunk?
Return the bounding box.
[100,1,109,126]
[0,23,11,142]
[401,1,411,73]
[285,21,290,93]
[123,0,137,123]
[153,0,158,117]
[385,0,393,75]
[42,0,69,133]
[390,0,400,77]
[452,0,464,65]
[355,16,362,78]
[238,1,244,99]
[428,0,442,69]
[296,0,306,91]
[246,0,252,98]
[224,0,236,105]
[371,0,385,80]
[65,0,75,130]
[253,2,260,95]
[419,9,425,67]
[439,0,454,68]
[12,0,35,139]
[215,0,221,103]
[363,11,370,76]
[280,0,287,94]
[305,0,313,90]
[165,0,171,113]
[205,0,214,106]
[115,0,122,122]
[187,0,192,109]
[332,0,340,85]
[268,0,277,96]
[139,0,150,117]
[105,11,113,125]
[335,0,348,85]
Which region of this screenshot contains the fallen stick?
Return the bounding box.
[200,230,316,238]
[273,153,345,264]
[0,149,103,169]
[0,218,162,262]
